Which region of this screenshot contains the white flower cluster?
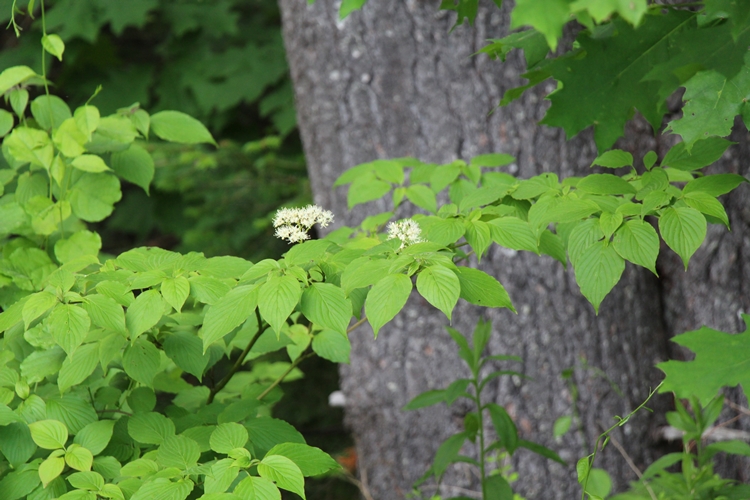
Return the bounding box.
[273,204,334,244]
[387,219,424,250]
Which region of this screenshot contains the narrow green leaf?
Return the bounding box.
[661,138,734,170]
[403,390,447,411]
[683,173,748,197]
[433,432,468,476]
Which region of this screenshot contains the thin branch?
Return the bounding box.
[256,351,314,401]
[207,309,267,404]
[347,316,367,334]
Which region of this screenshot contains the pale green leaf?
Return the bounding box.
[416,266,460,320]
[49,304,91,356]
[454,267,514,310]
[311,329,351,364]
[126,289,164,340]
[157,435,201,470]
[42,34,65,61]
[74,419,115,455]
[299,283,351,335]
[659,206,707,269]
[150,111,216,145]
[365,273,412,337]
[573,241,625,313]
[258,455,305,499]
[210,423,248,454]
[122,338,161,387]
[29,419,68,449]
[258,276,302,336]
[202,284,259,351]
[612,219,659,274]
[233,476,280,500]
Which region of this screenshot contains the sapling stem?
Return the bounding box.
[256,350,314,401]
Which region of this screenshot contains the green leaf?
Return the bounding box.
[46,397,96,434]
[591,150,633,169]
[486,403,518,453]
[65,443,94,471]
[157,435,200,469]
[31,95,71,130]
[39,454,65,487]
[71,155,110,173]
[419,216,465,246]
[122,338,161,387]
[58,343,99,393]
[67,471,105,491]
[483,474,513,500]
[126,289,164,341]
[576,174,636,195]
[201,284,259,351]
[659,206,707,269]
[164,332,209,380]
[512,173,558,200]
[69,173,122,222]
[456,267,516,312]
[339,0,367,19]
[487,217,538,253]
[127,387,156,413]
[612,219,659,274]
[683,173,748,197]
[258,455,305,499]
[82,294,126,335]
[258,276,302,336]
[204,458,239,494]
[661,137,734,170]
[23,291,58,329]
[347,173,391,209]
[130,478,194,500]
[74,420,115,455]
[659,315,750,405]
[188,276,231,305]
[111,145,155,194]
[553,415,572,438]
[0,66,37,95]
[538,230,567,266]
[433,432,468,476]
[210,423,248,454]
[464,220,492,258]
[471,153,515,167]
[416,266,460,320]
[265,443,341,477]
[233,476,281,500]
[311,329,351,364]
[55,230,102,264]
[29,419,68,449]
[0,109,14,138]
[49,304,91,357]
[42,34,65,61]
[161,276,190,313]
[4,127,54,169]
[0,423,37,468]
[150,111,216,145]
[510,0,569,50]
[583,468,612,499]
[573,241,625,313]
[403,389,447,410]
[405,184,437,213]
[683,191,729,227]
[9,88,28,118]
[300,283,351,335]
[245,417,305,459]
[365,273,412,337]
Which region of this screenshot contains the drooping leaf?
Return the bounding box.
[126,289,164,341]
[611,219,659,274]
[299,283,351,336]
[122,338,161,387]
[658,206,707,269]
[573,241,625,313]
[48,304,90,357]
[257,455,305,499]
[111,144,155,194]
[258,276,301,336]
[150,111,216,145]
[265,443,341,477]
[201,284,259,351]
[416,266,460,320]
[365,273,412,337]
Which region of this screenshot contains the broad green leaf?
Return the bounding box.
[661,137,734,170]
[510,0,569,50]
[67,471,105,491]
[583,468,612,499]
[4,127,54,169]
[419,216,465,246]
[9,88,29,117]
[0,66,37,95]
[0,109,14,137]
[74,420,115,455]
[210,423,248,454]
[299,283,351,335]
[157,435,201,470]
[58,343,99,393]
[120,458,159,477]
[111,145,155,194]
[683,191,729,227]
[591,150,633,169]
[598,211,623,240]
[150,111,216,145]
[464,220,492,259]
[576,174,636,195]
[483,474,513,500]
[122,338,161,387]
[42,34,65,60]
[39,455,65,487]
[258,276,302,336]
[0,423,37,468]
[553,415,572,438]
[74,105,100,137]
[659,206,707,269]
[49,304,91,356]
[683,173,748,197]
[488,216,538,253]
[340,257,392,294]
[405,184,437,213]
[365,273,412,337]
[126,289,164,341]
[347,173,391,209]
[69,173,122,222]
[233,476,281,500]
[164,332,209,380]
[161,276,190,312]
[415,266,460,320]
[612,219,659,274]
[23,291,58,329]
[455,267,514,310]
[71,155,110,173]
[65,444,94,471]
[512,173,558,200]
[188,276,232,305]
[128,413,175,444]
[258,455,305,499]
[204,458,238,494]
[265,443,340,477]
[55,230,102,264]
[283,239,331,266]
[573,241,625,313]
[659,315,750,405]
[46,396,97,434]
[128,387,156,413]
[53,117,87,157]
[82,294,126,335]
[31,95,71,130]
[130,478,194,500]
[29,419,68,449]
[311,329,351,364]
[246,417,305,459]
[201,284,259,351]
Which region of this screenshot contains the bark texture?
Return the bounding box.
[278,0,750,497]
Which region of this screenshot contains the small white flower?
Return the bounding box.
[273,204,334,244]
[387,219,424,250]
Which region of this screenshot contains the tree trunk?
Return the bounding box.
[278,0,748,497]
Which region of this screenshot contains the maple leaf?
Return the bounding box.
[658,314,750,405]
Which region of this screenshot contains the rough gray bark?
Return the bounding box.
[278,0,749,497]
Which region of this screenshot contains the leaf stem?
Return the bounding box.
[347,316,367,334]
[256,350,314,401]
[207,309,267,404]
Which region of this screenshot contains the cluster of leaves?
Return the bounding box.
[0,0,294,138]
[335,144,747,313]
[404,319,564,499]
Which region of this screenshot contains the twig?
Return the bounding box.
[348,316,367,334]
[256,351,314,401]
[207,309,267,404]
[339,469,375,500]
[727,400,750,417]
[600,423,657,500]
